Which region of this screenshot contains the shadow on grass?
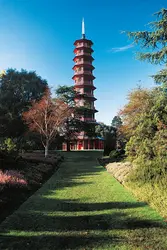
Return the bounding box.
[0,151,167,249]
[0,234,122,250]
[0,209,166,250]
[1,211,164,233]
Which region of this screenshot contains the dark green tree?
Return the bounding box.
[0,69,48,140]
[55,85,76,107]
[55,85,82,151]
[111,116,122,128]
[126,8,167,89]
[95,122,113,138]
[55,85,98,150]
[103,129,117,156]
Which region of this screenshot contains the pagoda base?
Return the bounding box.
[62,138,104,151]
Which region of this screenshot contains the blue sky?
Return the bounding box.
[0,0,166,124]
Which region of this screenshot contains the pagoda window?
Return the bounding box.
[84,67,91,71]
[84,87,91,93]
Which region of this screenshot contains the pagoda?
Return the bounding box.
[63,19,104,150]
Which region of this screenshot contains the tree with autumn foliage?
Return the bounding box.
[120,86,167,183]
[121,8,167,183]
[119,87,151,140]
[23,88,73,157]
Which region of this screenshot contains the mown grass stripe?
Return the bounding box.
[0,151,167,250]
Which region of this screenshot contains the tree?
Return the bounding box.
[126,8,167,89]
[111,116,122,128]
[103,130,117,156]
[121,86,167,182]
[0,68,47,139]
[119,87,151,139]
[60,118,83,152]
[23,88,73,157]
[55,85,76,107]
[120,8,167,184]
[55,85,97,151]
[55,85,80,151]
[95,122,117,156]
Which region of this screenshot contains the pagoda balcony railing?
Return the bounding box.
[85,93,94,97]
[75,81,93,85]
[75,52,91,56]
[76,43,91,48]
[76,92,94,97]
[80,117,96,122]
[74,70,92,75]
[75,60,92,65]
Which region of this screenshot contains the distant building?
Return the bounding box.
[63,19,104,150]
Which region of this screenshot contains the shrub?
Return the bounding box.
[0,138,17,154]
[0,170,28,188]
[103,132,116,156]
[109,150,120,159]
[128,157,167,184]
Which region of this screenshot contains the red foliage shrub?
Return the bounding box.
[0,170,28,188]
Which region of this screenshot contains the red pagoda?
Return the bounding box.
[63,19,104,150]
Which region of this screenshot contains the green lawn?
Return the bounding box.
[0,151,167,250]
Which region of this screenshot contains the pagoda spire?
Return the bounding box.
[82,18,85,39]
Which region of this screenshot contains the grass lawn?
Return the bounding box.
[0,151,167,249]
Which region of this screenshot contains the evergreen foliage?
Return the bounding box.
[122,8,167,184]
[121,87,167,183]
[0,68,48,139]
[127,8,167,89]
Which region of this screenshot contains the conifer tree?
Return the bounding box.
[127,8,167,89]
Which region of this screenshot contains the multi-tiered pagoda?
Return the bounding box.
[63,19,104,150]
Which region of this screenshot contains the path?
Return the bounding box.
[0,151,167,249]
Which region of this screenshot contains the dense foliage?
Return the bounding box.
[120,8,167,185]
[127,8,167,90]
[0,68,48,139]
[120,87,167,181]
[23,88,73,156]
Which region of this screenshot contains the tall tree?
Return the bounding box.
[0,68,47,138]
[124,87,167,182]
[23,88,73,157]
[95,122,113,138]
[55,85,76,107]
[55,85,92,151]
[126,8,167,89]
[119,88,151,139]
[111,116,122,128]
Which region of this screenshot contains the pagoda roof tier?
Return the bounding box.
[72,74,96,80]
[73,54,94,62]
[74,47,94,54]
[72,64,95,70]
[75,93,97,101]
[75,105,98,113]
[74,84,96,90]
[74,38,93,46]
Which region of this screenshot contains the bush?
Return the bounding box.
[0,170,27,189]
[109,150,120,159]
[0,138,17,154]
[128,157,167,184]
[103,132,116,156]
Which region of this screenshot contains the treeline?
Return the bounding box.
[118,9,167,193]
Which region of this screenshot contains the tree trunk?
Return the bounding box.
[44,142,49,157]
[67,141,71,152]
